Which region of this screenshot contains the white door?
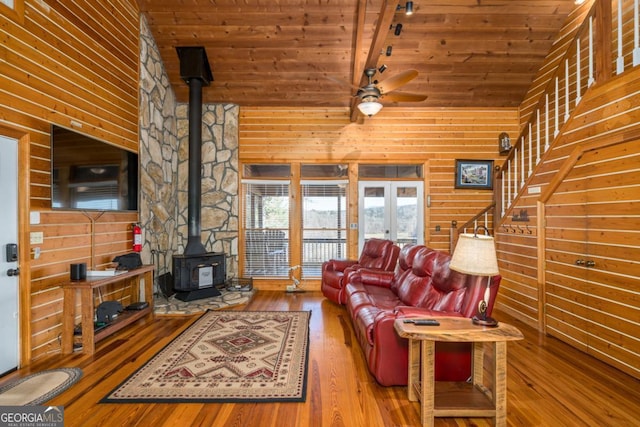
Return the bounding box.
[0,135,19,374]
[358,181,424,251]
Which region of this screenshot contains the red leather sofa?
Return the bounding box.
[343,244,501,386]
[321,238,400,305]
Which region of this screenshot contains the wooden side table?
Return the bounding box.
[394,316,524,427]
[62,265,155,355]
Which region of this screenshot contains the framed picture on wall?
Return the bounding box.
[455,159,494,190]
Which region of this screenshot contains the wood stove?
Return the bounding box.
[171,46,224,301]
[173,252,225,301]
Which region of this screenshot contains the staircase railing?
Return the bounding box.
[496,0,640,219]
[449,0,640,248]
[449,1,640,250]
[450,202,496,253]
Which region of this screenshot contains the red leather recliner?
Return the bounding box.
[321,238,400,305]
[344,245,501,386]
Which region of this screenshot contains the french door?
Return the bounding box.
[358,181,424,251]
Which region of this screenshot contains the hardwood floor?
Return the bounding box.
[4,291,639,426]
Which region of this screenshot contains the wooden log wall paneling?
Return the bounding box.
[1,0,140,209]
[0,0,140,363]
[239,106,519,256]
[545,139,640,379]
[496,69,640,380]
[28,209,138,360]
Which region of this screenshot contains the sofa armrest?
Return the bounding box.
[368,308,468,385]
[350,268,395,288]
[323,259,359,273]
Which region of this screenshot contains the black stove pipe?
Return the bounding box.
[176,46,214,256]
[185,77,206,255]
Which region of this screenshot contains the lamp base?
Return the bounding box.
[472,316,498,327]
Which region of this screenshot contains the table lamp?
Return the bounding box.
[449,226,500,326]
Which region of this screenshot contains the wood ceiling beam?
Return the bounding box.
[349,0,399,122]
[351,0,368,90]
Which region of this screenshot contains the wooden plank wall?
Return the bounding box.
[496,0,640,379]
[545,138,640,379]
[239,106,519,263]
[496,69,640,379]
[491,2,596,328]
[0,0,140,362]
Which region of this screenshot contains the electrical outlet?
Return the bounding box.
[528,186,541,194]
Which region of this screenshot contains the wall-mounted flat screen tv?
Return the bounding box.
[51,125,139,211]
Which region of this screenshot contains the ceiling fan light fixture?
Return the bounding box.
[358,99,383,117]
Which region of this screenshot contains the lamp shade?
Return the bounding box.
[449,233,499,276]
[358,100,383,116]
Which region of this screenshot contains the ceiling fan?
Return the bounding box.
[353,68,427,117]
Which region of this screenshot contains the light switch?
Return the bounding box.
[30,232,44,244]
[30,211,41,224]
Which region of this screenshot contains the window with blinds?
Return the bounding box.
[301,180,347,277]
[242,180,290,277]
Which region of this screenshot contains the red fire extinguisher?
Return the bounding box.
[132,223,142,252]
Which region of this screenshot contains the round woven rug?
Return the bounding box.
[154,288,256,315]
[0,368,82,406]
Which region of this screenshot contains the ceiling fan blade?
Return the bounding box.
[383,91,428,102]
[377,69,419,94]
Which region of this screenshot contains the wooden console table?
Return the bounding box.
[62,265,155,355]
[394,317,523,427]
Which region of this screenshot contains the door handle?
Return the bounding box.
[575,259,585,266]
[7,268,19,276]
[585,260,596,268]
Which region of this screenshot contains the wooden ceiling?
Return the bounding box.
[138,0,580,115]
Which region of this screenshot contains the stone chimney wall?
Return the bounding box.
[176,103,239,279]
[139,16,239,281]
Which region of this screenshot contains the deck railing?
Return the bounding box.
[246,237,418,277]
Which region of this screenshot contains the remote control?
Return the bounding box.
[403,318,440,326]
[413,319,440,326]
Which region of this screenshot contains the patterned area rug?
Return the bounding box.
[101,310,310,403]
[0,368,82,405]
[154,288,256,315]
